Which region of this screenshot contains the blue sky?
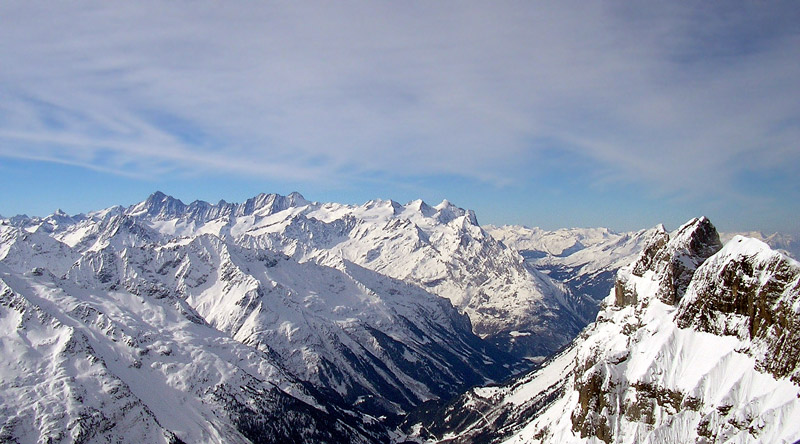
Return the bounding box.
[1,1,798,234]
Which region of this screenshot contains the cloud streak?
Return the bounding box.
[1,1,798,200]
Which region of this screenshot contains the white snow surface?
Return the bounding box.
[425,219,800,444]
[39,192,584,356]
[38,192,579,344]
[3,191,589,441]
[485,224,659,280]
[720,231,800,260]
[0,262,345,443]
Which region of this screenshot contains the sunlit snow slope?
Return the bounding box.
[406,217,800,444]
[0,191,593,442]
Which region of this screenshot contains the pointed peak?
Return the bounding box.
[142,190,184,208]
[431,198,475,225]
[671,216,721,257]
[620,216,722,307]
[45,208,76,225]
[466,209,479,226]
[133,191,187,219]
[364,198,402,211]
[287,191,309,205]
[407,199,435,217]
[435,199,453,210]
[675,216,705,232]
[148,190,168,201]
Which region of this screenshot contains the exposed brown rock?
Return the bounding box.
[676,241,800,385]
[616,217,722,307]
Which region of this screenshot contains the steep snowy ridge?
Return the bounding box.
[486,224,657,323]
[127,191,310,222]
[407,217,800,443]
[4,191,582,442]
[675,236,800,385]
[720,231,800,260]
[0,263,383,443]
[109,192,583,359]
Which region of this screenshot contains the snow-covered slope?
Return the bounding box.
[407,217,800,443]
[49,192,586,360]
[2,191,594,441]
[214,195,585,359]
[1,194,530,425]
[720,231,800,260]
[71,234,515,417]
[485,226,622,258]
[0,263,383,443]
[485,225,656,320]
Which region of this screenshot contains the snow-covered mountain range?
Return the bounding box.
[406,217,800,443]
[0,191,592,442]
[486,224,799,322]
[486,225,662,321]
[5,192,798,443]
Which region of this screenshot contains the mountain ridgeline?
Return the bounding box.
[0,191,589,443]
[2,193,799,443]
[404,217,800,443]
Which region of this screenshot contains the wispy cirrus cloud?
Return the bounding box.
[1,1,798,202]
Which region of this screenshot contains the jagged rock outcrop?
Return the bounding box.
[570,218,798,443]
[676,235,800,385]
[405,217,800,444]
[615,217,722,307]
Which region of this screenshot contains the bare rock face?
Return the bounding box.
[408,218,800,444]
[573,223,800,443]
[570,352,615,443]
[676,235,800,385]
[615,217,722,307]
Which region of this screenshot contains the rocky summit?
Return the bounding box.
[403,217,800,444]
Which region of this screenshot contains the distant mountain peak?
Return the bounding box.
[407,198,434,216]
[434,199,452,210]
[286,191,308,203]
[148,190,167,199]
